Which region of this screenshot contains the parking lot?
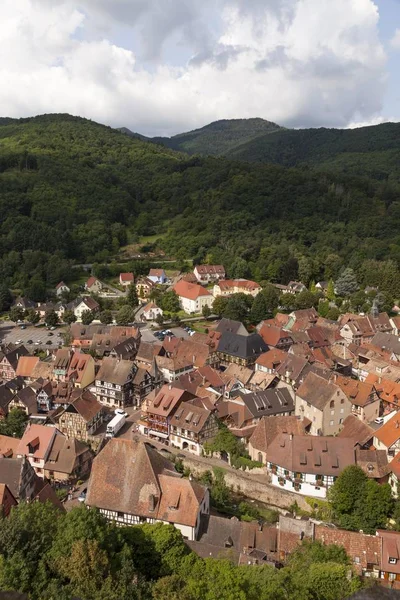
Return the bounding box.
[139,326,192,343]
[0,321,65,351]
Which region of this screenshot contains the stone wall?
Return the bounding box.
[181,455,311,513]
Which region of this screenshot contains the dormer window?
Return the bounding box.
[389,557,397,565]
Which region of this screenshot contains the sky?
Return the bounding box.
[0,0,399,136]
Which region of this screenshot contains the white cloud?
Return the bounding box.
[391,29,400,49]
[0,0,388,135]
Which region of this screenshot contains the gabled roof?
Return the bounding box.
[249,416,308,453]
[338,415,374,447]
[96,357,134,385]
[259,325,292,347]
[87,439,205,528]
[238,388,295,418]
[86,276,100,288]
[334,375,375,407]
[2,346,30,370]
[147,385,194,417]
[217,332,268,359]
[120,272,134,282]
[374,412,400,448]
[173,280,211,300]
[266,434,355,475]
[256,348,287,371]
[149,269,166,277]
[216,318,248,336]
[15,356,40,378]
[16,424,56,460]
[0,435,20,458]
[0,457,30,499]
[216,279,261,292]
[66,390,102,422]
[44,436,90,474]
[296,372,341,411]
[194,265,225,275]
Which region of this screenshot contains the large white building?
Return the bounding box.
[173,280,213,314]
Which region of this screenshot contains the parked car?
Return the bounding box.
[16,339,23,344]
[48,332,53,336]
[27,339,33,344]
[50,326,56,330]
[375,417,384,425]
[46,340,52,345]
[20,324,26,330]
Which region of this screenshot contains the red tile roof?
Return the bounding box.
[120,272,134,282]
[173,280,211,300]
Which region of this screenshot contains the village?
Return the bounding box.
[2,264,400,588]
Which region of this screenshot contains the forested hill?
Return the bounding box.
[224,122,400,181]
[1,113,400,300]
[121,118,282,156]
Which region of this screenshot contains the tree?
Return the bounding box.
[261,284,280,313]
[294,290,319,310]
[279,293,296,311]
[46,310,59,327]
[212,296,228,317]
[249,293,269,324]
[155,313,164,325]
[63,310,77,325]
[335,268,358,297]
[25,308,40,324]
[9,307,24,323]
[202,305,211,319]
[81,310,94,325]
[160,291,180,313]
[350,290,367,312]
[126,283,139,308]
[230,257,249,279]
[0,408,28,438]
[326,279,336,302]
[0,285,13,312]
[25,277,47,303]
[329,465,393,533]
[223,293,252,322]
[116,305,134,325]
[326,307,340,321]
[99,310,113,324]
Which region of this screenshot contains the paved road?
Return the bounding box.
[0,321,65,351]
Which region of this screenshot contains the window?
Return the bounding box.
[330,400,335,408]
[339,418,343,424]
[354,557,360,564]
[389,558,397,565]
[340,398,344,404]
[330,420,334,426]
[330,410,334,416]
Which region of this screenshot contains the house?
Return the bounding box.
[66,352,95,388]
[55,281,70,297]
[142,302,163,321]
[213,279,261,298]
[67,296,100,321]
[377,530,400,585]
[95,357,136,408]
[340,316,376,346]
[169,400,219,455]
[334,374,380,423]
[8,385,39,416]
[148,269,167,284]
[15,356,40,383]
[370,332,400,361]
[248,415,309,464]
[119,272,134,287]
[217,332,268,367]
[70,324,140,351]
[44,436,93,482]
[216,318,249,337]
[193,265,225,283]
[56,390,104,442]
[255,349,288,375]
[295,371,352,436]
[266,434,355,498]
[355,447,388,482]
[16,424,60,478]
[0,456,37,501]
[258,324,294,350]
[138,384,195,440]
[373,412,400,459]
[274,282,306,295]
[110,337,140,361]
[132,365,160,405]
[12,296,36,310]
[338,414,374,448]
[173,338,219,369]
[0,435,19,458]
[0,346,30,381]
[217,388,295,439]
[173,280,213,314]
[156,356,194,383]
[0,483,17,517]
[136,277,155,299]
[315,281,328,293]
[85,276,102,293]
[173,366,225,399]
[86,438,209,540]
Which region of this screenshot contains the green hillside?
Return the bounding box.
[224,123,400,181]
[1,113,400,300]
[149,118,283,156]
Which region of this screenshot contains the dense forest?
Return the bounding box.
[0,502,367,600]
[1,114,400,300]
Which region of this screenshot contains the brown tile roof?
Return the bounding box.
[296,371,340,411]
[315,525,381,574]
[377,530,400,575]
[87,438,205,527]
[195,265,225,275]
[0,435,20,458]
[216,279,261,292]
[191,330,222,351]
[355,448,388,479]
[255,349,287,371]
[278,515,315,556]
[16,357,39,378]
[258,325,292,347]
[30,361,53,380]
[220,364,253,386]
[338,415,374,447]
[156,355,193,372]
[96,357,134,385]
[170,400,211,434]
[173,339,212,368]
[44,436,90,475]
[334,375,375,407]
[86,276,99,288]
[266,434,355,475]
[136,341,162,365]
[0,483,17,516]
[249,416,308,453]
[68,390,102,422]
[216,401,253,429]
[147,385,193,417]
[120,272,134,282]
[16,424,55,460]
[34,480,65,512]
[388,451,400,479]
[374,412,400,448]
[0,457,32,500]
[248,371,277,390]
[173,280,211,300]
[149,269,165,277]
[275,354,308,384]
